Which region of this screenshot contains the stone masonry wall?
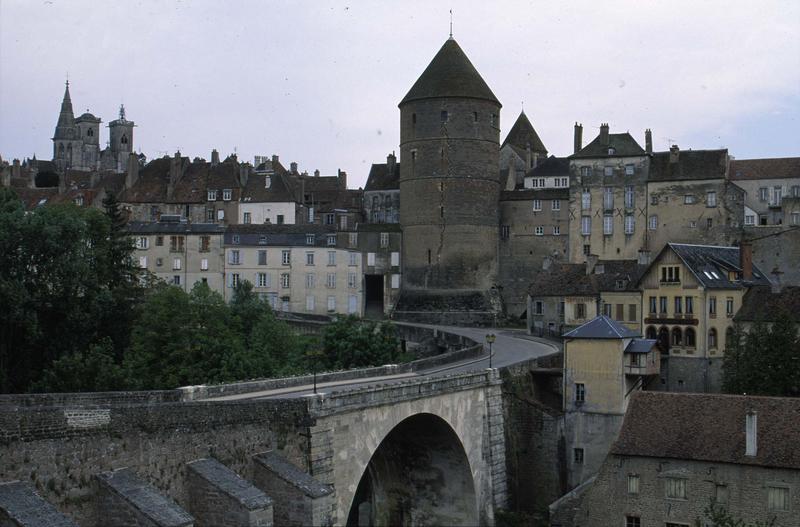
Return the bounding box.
[0,399,307,525]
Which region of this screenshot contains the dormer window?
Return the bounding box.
[207,190,217,201]
[265,176,272,189]
[223,189,232,201]
[608,147,616,155]
[87,129,94,137]
[258,235,267,245]
[232,234,240,245]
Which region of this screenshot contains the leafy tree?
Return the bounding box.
[125,282,244,389]
[321,315,401,370]
[0,189,139,392]
[723,311,800,397]
[695,502,775,527]
[31,338,127,392]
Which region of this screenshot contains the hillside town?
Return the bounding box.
[0,14,799,527]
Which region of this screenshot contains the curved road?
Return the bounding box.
[208,324,559,401]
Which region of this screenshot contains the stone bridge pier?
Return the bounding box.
[304,369,507,526]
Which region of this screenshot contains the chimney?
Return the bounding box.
[573,122,583,154]
[638,249,651,266]
[168,152,184,200]
[12,158,21,181]
[211,149,220,166]
[271,154,279,165]
[387,152,396,174]
[314,169,320,177]
[645,129,653,154]
[525,144,532,170]
[239,164,249,188]
[585,254,599,275]
[599,123,609,145]
[740,240,753,281]
[770,267,783,294]
[532,152,540,169]
[290,162,298,174]
[669,145,680,164]
[338,169,347,190]
[125,153,139,189]
[745,411,757,457]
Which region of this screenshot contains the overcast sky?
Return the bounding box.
[1,1,798,188]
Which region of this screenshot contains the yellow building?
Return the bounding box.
[639,242,771,392]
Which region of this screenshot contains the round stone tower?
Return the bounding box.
[398,37,501,291]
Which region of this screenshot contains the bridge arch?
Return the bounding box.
[345,412,478,526]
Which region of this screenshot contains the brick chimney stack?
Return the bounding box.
[387,151,396,174]
[645,129,653,154]
[574,122,583,154]
[599,123,609,145]
[211,149,220,166]
[338,169,347,190]
[669,145,680,164]
[740,240,753,281]
[125,153,139,189]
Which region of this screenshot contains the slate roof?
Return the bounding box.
[563,315,641,339]
[649,149,728,182]
[253,451,333,498]
[242,161,297,203]
[365,162,400,192]
[612,391,800,470]
[95,468,192,526]
[730,157,800,181]
[500,188,570,201]
[571,132,645,159]
[525,156,570,179]
[0,481,79,527]
[660,243,771,289]
[120,157,242,204]
[502,111,547,156]
[734,285,800,322]
[529,260,647,297]
[125,221,226,235]
[400,38,500,106]
[624,339,658,353]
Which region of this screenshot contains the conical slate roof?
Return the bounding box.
[53,82,77,140]
[502,111,547,155]
[400,38,500,106]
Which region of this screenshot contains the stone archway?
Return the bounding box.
[345,413,478,526]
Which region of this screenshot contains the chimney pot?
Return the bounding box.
[314,169,320,177]
[272,155,279,164]
[290,162,298,174]
[645,129,653,154]
[669,145,680,163]
[599,123,609,146]
[574,122,583,154]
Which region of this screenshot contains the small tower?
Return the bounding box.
[398,37,502,292]
[108,104,135,172]
[52,80,82,171]
[75,109,102,170]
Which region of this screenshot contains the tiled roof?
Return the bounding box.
[120,157,242,204]
[501,111,547,155]
[734,285,800,322]
[649,149,728,182]
[563,315,641,339]
[525,156,570,179]
[400,38,500,106]
[730,157,800,180]
[612,391,800,470]
[529,260,647,297]
[663,243,771,289]
[365,162,400,192]
[624,339,658,353]
[571,132,645,159]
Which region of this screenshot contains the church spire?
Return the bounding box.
[53,79,77,140]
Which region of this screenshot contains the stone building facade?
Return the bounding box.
[364,153,400,224]
[564,392,800,527]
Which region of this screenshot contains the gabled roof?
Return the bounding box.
[529,260,647,297]
[612,392,800,470]
[653,243,771,289]
[242,161,296,203]
[502,111,547,156]
[649,149,728,182]
[730,157,800,181]
[400,38,500,106]
[364,162,400,192]
[734,285,800,322]
[570,132,645,159]
[563,315,641,339]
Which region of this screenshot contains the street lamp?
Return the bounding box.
[486,333,496,369]
[306,349,324,394]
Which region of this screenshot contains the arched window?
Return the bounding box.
[685,328,696,347]
[708,328,718,349]
[121,134,128,145]
[646,326,657,339]
[658,327,670,352]
[671,327,683,346]
[87,128,94,137]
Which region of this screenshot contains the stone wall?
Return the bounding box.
[654,355,723,393]
[0,398,307,525]
[748,225,800,286]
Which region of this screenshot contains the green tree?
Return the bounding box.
[31,338,127,392]
[695,502,775,527]
[125,282,244,389]
[722,311,800,397]
[0,189,139,392]
[321,316,400,370]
